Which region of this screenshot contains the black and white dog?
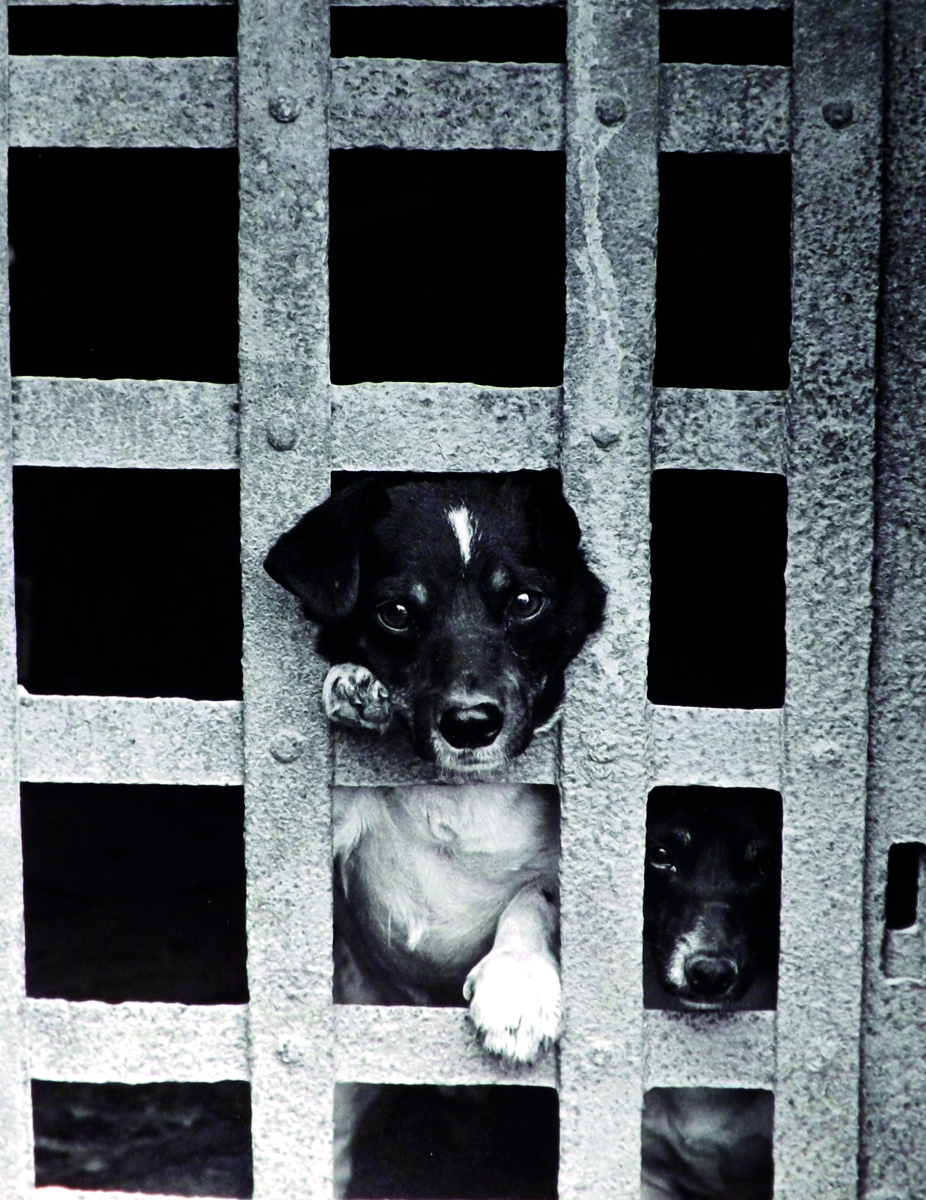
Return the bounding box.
[264,471,606,777]
[643,787,782,1012]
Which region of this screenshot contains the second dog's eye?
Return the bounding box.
[509,591,545,620]
[377,602,412,631]
[649,846,676,872]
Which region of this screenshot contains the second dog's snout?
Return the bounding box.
[439,703,504,749]
[684,953,738,997]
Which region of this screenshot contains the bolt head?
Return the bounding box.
[596,96,627,127]
[823,100,853,129]
[270,728,305,763]
[269,93,302,123]
[266,416,298,451]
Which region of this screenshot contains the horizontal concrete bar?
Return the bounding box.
[642,1009,776,1089]
[647,704,783,793]
[38,1191,231,1200]
[19,691,244,786]
[332,383,561,474]
[9,58,786,154]
[10,56,236,149]
[27,999,250,1083]
[652,388,788,476]
[334,1005,557,1086]
[12,377,239,469]
[330,58,563,150]
[660,63,789,154]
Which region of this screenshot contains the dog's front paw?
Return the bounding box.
[323,663,392,732]
[463,948,563,1064]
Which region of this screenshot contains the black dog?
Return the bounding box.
[264,471,606,777]
[643,788,782,1012]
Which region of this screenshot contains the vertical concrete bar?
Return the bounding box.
[559,0,658,1194]
[0,2,33,1193]
[778,2,883,1195]
[238,0,333,1195]
[861,1,926,1194]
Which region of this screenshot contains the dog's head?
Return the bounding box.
[264,471,606,774]
[643,788,782,1011]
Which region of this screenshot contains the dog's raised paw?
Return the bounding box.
[463,947,563,1064]
[323,664,392,732]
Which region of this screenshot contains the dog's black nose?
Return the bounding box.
[439,703,504,749]
[684,954,738,997]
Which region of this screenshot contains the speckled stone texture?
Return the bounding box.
[861,1,926,1196]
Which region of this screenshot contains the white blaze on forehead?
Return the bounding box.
[447,506,477,566]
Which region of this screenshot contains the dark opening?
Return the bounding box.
[654,153,791,391]
[342,1083,558,1199]
[13,467,242,700]
[648,469,787,709]
[660,8,792,65]
[644,787,782,1011]
[9,5,238,56]
[642,1088,774,1200]
[21,783,249,1004]
[331,5,566,63]
[32,1079,253,1198]
[9,149,238,383]
[885,842,924,930]
[329,149,565,386]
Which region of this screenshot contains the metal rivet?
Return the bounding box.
[590,424,621,450]
[823,101,853,129]
[266,416,298,451]
[269,93,301,123]
[596,96,626,127]
[270,729,305,764]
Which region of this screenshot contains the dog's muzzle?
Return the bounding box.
[438,702,505,750]
[683,953,739,1000]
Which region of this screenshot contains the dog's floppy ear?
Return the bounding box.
[521,469,582,557]
[264,480,389,624]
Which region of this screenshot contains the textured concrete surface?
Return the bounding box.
[18,692,243,786]
[332,383,560,474]
[331,58,564,151]
[647,706,782,793]
[237,0,335,1194]
[861,0,926,1195]
[10,56,236,149]
[335,1007,556,1087]
[558,0,658,1193]
[27,1000,249,1084]
[12,378,238,470]
[642,1010,775,1090]
[658,64,788,154]
[652,388,787,476]
[774,2,884,1196]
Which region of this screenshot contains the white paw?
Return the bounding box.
[463,947,563,1064]
[323,663,392,732]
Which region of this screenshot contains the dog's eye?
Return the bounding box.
[648,846,676,872]
[376,602,412,631]
[509,591,545,620]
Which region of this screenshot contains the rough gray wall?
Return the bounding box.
[861,1,926,1195]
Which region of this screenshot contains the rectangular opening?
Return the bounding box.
[329,150,565,386]
[32,1079,253,1197]
[654,153,791,391]
[21,783,248,1004]
[330,5,566,63]
[644,787,782,1011]
[642,1087,774,1200]
[9,5,238,56]
[885,842,925,930]
[338,1083,558,1199]
[648,468,787,709]
[660,8,792,65]
[14,467,242,700]
[9,149,238,383]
